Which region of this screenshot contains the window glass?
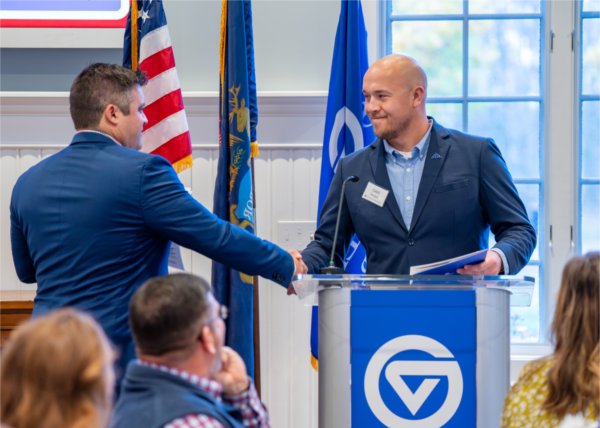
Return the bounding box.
[582,18,600,95]
[579,11,600,254]
[468,102,540,179]
[391,0,462,15]
[581,185,600,253]
[469,19,541,97]
[391,20,463,97]
[427,103,463,130]
[469,0,541,14]
[583,0,600,12]
[581,101,600,179]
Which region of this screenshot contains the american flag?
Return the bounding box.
[123,0,192,173]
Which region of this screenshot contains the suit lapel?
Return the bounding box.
[368,139,408,231]
[410,121,451,230]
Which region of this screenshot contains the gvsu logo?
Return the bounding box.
[364,335,463,427]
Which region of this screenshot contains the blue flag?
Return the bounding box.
[311,0,374,369]
[212,0,259,378]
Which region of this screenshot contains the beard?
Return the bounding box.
[372,116,411,142]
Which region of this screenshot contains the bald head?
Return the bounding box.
[370,54,428,94]
[362,54,430,151]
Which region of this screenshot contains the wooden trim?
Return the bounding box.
[0,292,35,347]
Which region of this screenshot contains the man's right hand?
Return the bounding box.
[288,249,308,277]
[213,346,250,397]
[287,249,307,295]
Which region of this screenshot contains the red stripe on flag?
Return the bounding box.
[139,46,176,80]
[143,90,185,131]
[151,132,192,164]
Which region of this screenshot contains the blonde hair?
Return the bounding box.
[544,252,600,419]
[0,308,115,428]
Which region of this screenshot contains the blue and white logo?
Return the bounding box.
[328,106,365,171]
[364,335,464,428]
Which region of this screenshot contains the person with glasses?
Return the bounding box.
[111,273,268,428]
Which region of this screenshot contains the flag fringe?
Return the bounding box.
[219,0,227,97]
[311,355,319,371]
[250,141,259,158]
[172,155,193,174]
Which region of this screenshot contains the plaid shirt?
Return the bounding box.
[138,361,270,428]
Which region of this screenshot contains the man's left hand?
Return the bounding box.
[457,250,502,275]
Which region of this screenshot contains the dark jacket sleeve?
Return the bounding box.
[480,139,537,273]
[139,156,294,286]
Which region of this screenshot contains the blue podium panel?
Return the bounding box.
[351,289,477,428]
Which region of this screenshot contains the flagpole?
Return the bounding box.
[251,156,261,396]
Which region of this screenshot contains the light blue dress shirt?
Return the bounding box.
[383,121,433,230]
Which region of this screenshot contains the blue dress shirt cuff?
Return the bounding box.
[490,248,509,274]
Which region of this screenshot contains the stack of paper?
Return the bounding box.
[409,249,488,275]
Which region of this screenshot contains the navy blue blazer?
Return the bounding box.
[302,120,536,275]
[10,131,293,356]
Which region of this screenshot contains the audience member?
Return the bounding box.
[0,308,115,428]
[501,252,599,427]
[111,273,269,428]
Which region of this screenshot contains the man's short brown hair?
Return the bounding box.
[69,63,147,130]
[129,273,212,356]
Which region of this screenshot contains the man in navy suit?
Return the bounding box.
[10,63,306,374]
[301,54,536,275]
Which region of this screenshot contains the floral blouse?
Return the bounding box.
[501,356,598,428]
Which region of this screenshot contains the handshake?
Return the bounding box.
[287,249,308,295]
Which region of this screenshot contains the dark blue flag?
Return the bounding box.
[311,0,374,369]
[212,0,259,378]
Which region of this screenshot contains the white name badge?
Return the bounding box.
[362,182,389,207]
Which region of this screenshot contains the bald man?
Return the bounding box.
[300,54,536,276]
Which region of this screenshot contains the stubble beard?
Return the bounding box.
[375,117,411,143]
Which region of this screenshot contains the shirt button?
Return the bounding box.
[406,168,411,172]
[406,196,411,201]
[408,239,415,246]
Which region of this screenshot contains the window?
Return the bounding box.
[578,0,600,254]
[386,0,544,342]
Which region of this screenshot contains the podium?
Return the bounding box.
[293,275,533,428]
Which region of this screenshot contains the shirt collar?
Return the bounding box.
[137,360,223,401]
[74,129,122,146]
[383,120,433,161]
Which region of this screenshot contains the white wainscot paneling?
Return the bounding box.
[0,91,325,428]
